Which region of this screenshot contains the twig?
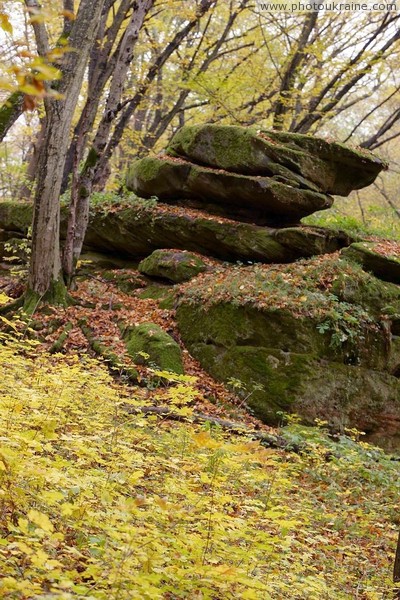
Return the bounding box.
[121,404,302,452]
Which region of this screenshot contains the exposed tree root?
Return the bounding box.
[50,322,73,353]
[121,404,303,452]
[80,321,139,382]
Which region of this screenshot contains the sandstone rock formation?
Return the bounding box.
[167,125,386,195]
[127,125,387,225]
[126,156,333,225]
[175,256,400,447]
[0,200,353,265]
[0,125,396,446]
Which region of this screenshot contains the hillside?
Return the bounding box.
[1,125,399,598]
[0,325,399,599]
[0,253,400,599]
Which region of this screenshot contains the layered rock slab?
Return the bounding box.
[126,156,333,226]
[0,200,352,264]
[167,124,387,196]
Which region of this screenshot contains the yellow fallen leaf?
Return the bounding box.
[27,509,54,533]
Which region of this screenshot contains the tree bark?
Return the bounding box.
[19,117,46,200]
[92,0,215,190]
[26,0,106,307]
[0,92,25,142]
[62,0,154,286]
[60,0,133,193]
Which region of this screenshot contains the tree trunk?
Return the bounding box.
[60,0,134,193]
[0,92,25,142]
[26,0,106,308]
[19,118,46,200]
[62,0,154,286]
[89,0,215,203]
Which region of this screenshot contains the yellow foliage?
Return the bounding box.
[0,333,397,598]
[0,11,12,34]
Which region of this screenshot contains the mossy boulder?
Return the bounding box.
[341,242,400,284]
[138,249,207,283]
[274,226,353,257]
[176,256,400,445]
[123,322,184,374]
[167,124,387,196]
[187,342,399,437]
[126,156,333,225]
[0,201,33,233]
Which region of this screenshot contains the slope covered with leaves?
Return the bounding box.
[0,329,399,599]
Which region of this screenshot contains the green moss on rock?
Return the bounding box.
[0,201,33,233]
[131,157,162,182]
[126,155,333,225]
[166,124,386,196]
[191,343,310,422]
[0,199,353,265]
[176,254,400,442]
[138,284,176,309]
[123,322,184,374]
[138,249,207,283]
[341,242,400,285]
[168,124,256,173]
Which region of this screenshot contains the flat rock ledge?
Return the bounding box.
[126,156,333,226]
[341,242,400,285]
[0,200,353,264]
[166,124,387,196]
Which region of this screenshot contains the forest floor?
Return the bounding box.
[0,259,399,599]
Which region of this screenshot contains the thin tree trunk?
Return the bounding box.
[355,191,366,225]
[273,11,318,130]
[26,0,106,308]
[0,92,25,142]
[63,0,154,286]
[394,529,400,598]
[373,180,400,221]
